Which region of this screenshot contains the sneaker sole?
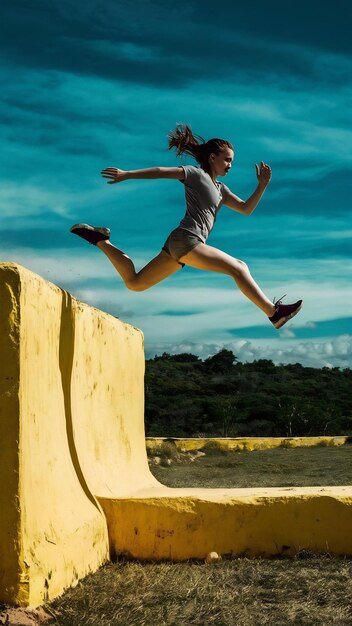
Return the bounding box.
[274,301,303,329]
[70,223,110,237]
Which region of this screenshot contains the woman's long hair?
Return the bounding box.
[168,123,233,174]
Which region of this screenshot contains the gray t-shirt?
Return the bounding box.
[177,165,231,242]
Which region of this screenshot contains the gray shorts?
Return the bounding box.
[162,228,202,267]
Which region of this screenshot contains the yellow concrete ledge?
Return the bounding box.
[99,485,352,560]
[146,436,350,453]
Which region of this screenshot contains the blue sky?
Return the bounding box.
[1,0,351,368]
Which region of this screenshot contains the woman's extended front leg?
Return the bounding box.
[180,243,276,316]
[97,240,182,291]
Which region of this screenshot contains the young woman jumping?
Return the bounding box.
[70,124,303,328]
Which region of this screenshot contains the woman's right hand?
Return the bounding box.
[101,167,128,184]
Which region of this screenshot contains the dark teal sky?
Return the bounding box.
[1,0,351,367]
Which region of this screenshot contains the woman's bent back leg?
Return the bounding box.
[97,240,182,290]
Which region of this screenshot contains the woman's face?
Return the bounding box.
[209,146,234,178]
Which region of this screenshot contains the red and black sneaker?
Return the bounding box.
[70,223,110,246]
[269,294,303,329]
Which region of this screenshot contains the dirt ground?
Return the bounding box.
[0,607,53,626]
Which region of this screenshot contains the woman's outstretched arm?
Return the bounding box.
[101,166,184,184]
[224,161,272,216]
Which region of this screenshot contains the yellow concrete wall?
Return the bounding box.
[146,436,349,453]
[67,298,159,499]
[0,263,118,606]
[0,261,158,606]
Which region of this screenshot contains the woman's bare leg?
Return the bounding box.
[180,243,276,316]
[96,240,182,290]
[96,238,275,313]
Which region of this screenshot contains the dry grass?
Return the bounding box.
[44,445,352,626]
[48,556,352,626]
[149,444,352,488]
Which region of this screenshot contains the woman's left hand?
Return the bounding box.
[255,162,272,187]
[101,167,128,183]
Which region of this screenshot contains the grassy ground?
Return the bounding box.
[42,445,352,625]
[149,444,352,488]
[48,556,352,626]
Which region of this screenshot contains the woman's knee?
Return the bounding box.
[125,277,147,292]
[230,259,249,278]
[239,259,249,272]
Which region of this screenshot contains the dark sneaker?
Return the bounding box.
[269,295,303,329]
[70,223,110,245]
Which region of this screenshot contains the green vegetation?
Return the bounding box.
[145,349,352,437]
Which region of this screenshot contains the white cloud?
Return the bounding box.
[0,248,113,285]
[0,182,82,218]
[279,328,295,338]
[304,321,317,329]
[2,249,350,338]
[147,335,352,369]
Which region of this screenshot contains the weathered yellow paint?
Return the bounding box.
[100,485,352,560]
[1,262,351,608]
[67,298,159,500]
[0,264,110,606]
[54,281,352,563]
[146,436,350,453]
[95,387,352,561]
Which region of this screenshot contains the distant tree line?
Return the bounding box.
[144,349,352,437]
